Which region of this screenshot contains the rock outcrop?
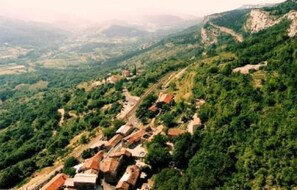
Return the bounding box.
[245,9,280,33]
[245,9,297,37]
[287,11,297,37]
[200,27,219,45]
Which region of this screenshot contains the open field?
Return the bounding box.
[0,65,28,75]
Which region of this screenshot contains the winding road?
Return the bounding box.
[209,22,244,43]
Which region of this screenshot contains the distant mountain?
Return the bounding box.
[0,17,69,46]
[238,3,277,9]
[101,25,149,38]
[132,14,202,32]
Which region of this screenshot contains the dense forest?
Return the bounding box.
[0,67,126,187]
[150,3,297,189]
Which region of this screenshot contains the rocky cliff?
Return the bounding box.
[245,9,297,37]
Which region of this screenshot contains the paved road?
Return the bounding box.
[123,65,190,121]
[123,71,175,121]
[20,66,189,190]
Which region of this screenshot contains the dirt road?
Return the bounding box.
[209,22,244,43]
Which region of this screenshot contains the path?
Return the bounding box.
[123,71,176,121]
[162,66,189,89]
[20,65,190,190]
[209,22,244,43]
[57,108,65,126]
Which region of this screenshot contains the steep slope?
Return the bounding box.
[150,1,297,189]
[245,9,297,36]
[201,0,297,46]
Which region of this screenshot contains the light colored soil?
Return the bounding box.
[0,65,27,75]
[57,108,65,126]
[117,89,140,119]
[233,62,267,74]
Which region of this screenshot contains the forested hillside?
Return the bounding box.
[0,0,297,189]
[151,1,297,189]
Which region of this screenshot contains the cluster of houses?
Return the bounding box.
[148,93,203,137]
[106,68,137,84]
[41,90,204,190]
[41,122,159,190]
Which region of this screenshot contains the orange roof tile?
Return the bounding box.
[122,70,131,77]
[167,128,187,137]
[116,165,140,189]
[116,181,130,190]
[109,148,132,158]
[105,134,123,148]
[83,151,104,171]
[148,104,158,112]
[126,165,141,186]
[83,169,99,174]
[159,94,174,104]
[100,158,121,173]
[41,173,68,190]
[124,129,146,145]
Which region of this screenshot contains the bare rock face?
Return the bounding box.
[245,9,297,37]
[200,27,219,45]
[287,11,297,37]
[245,9,280,33]
[200,28,208,43]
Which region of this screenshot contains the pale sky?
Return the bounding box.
[0,0,285,23]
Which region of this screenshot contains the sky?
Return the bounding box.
[0,0,285,24]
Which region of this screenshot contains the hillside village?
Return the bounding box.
[1,1,297,189]
[32,4,297,187]
[36,64,204,190]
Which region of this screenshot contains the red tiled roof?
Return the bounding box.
[124,129,146,145]
[122,70,130,77]
[116,165,140,190]
[105,134,123,148]
[41,173,68,190]
[148,104,158,112]
[100,157,121,173]
[126,165,141,186]
[83,151,104,171]
[159,94,174,104]
[116,181,130,190]
[167,128,187,137]
[107,75,120,84]
[109,148,132,158]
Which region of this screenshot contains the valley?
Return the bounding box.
[1,0,297,190]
